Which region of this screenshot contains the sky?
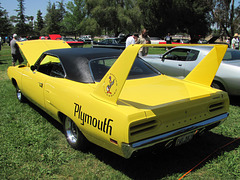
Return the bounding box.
[1,0,240,20]
[1,0,71,19]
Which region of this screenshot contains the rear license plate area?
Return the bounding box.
[175,133,194,146]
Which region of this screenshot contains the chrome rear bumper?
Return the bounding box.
[122,113,228,158]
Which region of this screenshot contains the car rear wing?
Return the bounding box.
[92,44,228,105]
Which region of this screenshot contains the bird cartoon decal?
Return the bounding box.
[106,76,115,94]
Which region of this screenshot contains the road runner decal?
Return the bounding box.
[74,103,113,135]
[104,73,118,97]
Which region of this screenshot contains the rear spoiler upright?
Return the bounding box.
[92,44,227,105]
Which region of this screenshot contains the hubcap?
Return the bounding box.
[65,117,78,144]
[17,90,22,100]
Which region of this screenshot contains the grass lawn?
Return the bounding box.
[1,44,240,179]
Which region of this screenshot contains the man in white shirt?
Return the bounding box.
[231,33,239,50]
[125,33,139,48]
[10,34,24,66]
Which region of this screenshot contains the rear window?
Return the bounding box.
[90,57,160,82]
[223,50,240,61]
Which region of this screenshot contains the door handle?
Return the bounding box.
[178,64,182,66]
[38,82,43,88]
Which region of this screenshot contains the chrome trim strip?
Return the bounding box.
[132,113,228,148]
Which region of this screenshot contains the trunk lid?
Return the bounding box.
[119,75,217,109]
[119,75,229,143]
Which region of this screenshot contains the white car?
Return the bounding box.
[142,46,240,96]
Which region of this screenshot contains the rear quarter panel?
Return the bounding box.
[43,77,144,156]
[7,66,26,89]
[215,63,240,95]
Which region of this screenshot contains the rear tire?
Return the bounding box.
[64,116,89,151]
[211,81,225,91]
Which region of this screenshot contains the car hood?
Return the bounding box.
[119,75,219,110]
[207,36,220,43]
[17,40,71,66]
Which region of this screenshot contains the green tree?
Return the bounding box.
[211,0,240,38]
[15,0,28,36]
[235,2,240,32]
[45,1,65,34]
[34,10,44,36]
[0,3,13,36]
[85,0,142,36]
[62,0,87,37]
[139,0,212,42]
[138,0,174,37]
[174,0,212,42]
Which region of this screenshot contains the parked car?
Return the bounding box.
[158,38,190,44]
[80,35,92,44]
[49,34,61,40]
[8,41,229,158]
[142,46,240,96]
[92,37,126,49]
[150,37,163,44]
[49,34,84,47]
[39,36,49,40]
[172,38,190,44]
[60,37,84,47]
[19,37,27,41]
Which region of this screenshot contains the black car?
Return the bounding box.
[92,37,126,49]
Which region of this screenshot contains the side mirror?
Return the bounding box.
[30,65,37,71]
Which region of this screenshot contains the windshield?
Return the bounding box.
[90,57,161,82]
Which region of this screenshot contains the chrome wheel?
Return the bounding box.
[17,89,22,101]
[16,85,26,102]
[64,116,89,150]
[65,117,79,144]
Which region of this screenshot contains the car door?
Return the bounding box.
[160,48,200,78]
[21,67,48,109]
[44,60,66,119]
[21,55,60,109]
[160,48,188,77]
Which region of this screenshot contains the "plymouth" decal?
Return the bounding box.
[74,103,113,135]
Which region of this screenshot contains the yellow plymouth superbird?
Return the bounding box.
[8,40,229,158]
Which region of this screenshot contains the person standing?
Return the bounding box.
[137,29,151,56]
[165,33,172,44]
[10,34,24,66]
[226,37,231,47]
[164,33,172,50]
[231,33,239,50]
[125,33,139,48]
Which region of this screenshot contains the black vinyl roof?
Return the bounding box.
[43,48,123,83]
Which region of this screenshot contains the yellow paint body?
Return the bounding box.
[8,41,229,158]
[17,40,70,66]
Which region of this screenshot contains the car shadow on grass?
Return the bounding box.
[27,101,64,133]
[229,95,240,106]
[25,99,240,179]
[87,131,240,179]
